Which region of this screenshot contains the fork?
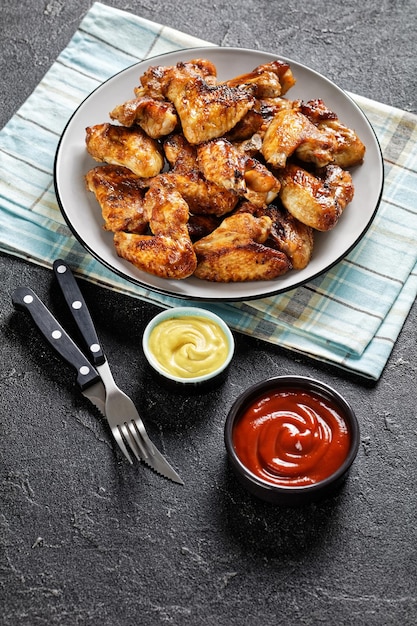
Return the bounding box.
[96,358,154,464]
[53,259,183,483]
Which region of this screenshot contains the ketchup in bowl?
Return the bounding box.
[233,388,350,487]
[224,376,360,504]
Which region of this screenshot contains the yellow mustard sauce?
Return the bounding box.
[148,315,229,378]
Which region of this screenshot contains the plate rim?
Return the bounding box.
[54,46,384,302]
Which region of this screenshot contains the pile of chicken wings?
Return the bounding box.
[85,58,365,282]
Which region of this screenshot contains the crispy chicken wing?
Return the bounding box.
[163,133,198,171]
[261,109,335,169]
[297,99,365,167]
[193,212,291,282]
[135,58,218,100]
[197,138,246,194]
[226,96,296,142]
[109,97,178,138]
[114,177,197,279]
[224,60,296,96]
[243,156,281,207]
[85,165,149,233]
[163,135,239,217]
[85,123,164,178]
[197,138,280,207]
[278,163,354,231]
[164,170,238,217]
[162,64,256,144]
[316,119,366,168]
[252,204,314,270]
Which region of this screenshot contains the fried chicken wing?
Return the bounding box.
[298,99,365,167]
[163,64,256,144]
[85,123,164,178]
[85,165,149,233]
[261,109,335,169]
[197,138,280,206]
[134,59,218,101]
[163,133,197,171]
[193,213,291,282]
[109,97,178,138]
[197,138,246,193]
[164,135,239,217]
[114,178,197,279]
[164,170,238,217]
[227,96,297,142]
[258,205,314,270]
[224,60,296,96]
[278,163,354,231]
[316,119,366,168]
[243,156,281,207]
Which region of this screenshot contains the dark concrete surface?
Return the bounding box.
[1,1,416,625]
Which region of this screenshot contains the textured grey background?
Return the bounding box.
[1,1,416,625]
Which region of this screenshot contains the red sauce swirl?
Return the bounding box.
[232,389,351,487]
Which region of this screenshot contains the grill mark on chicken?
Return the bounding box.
[85,123,164,178]
[85,165,149,233]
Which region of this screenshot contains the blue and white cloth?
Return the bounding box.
[1,2,417,380]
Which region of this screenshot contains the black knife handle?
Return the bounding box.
[12,286,101,391]
[53,259,106,367]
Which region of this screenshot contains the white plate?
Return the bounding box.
[54,47,383,301]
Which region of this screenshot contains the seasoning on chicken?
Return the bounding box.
[278,163,354,231]
[224,60,296,96]
[109,97,178,138]
[294,98,366,168]
[164,135,239,217]
[135,58,218,100]
[193,212,291,282]
[85,123,164,178]
[246,203,314,270]
[197,138,247,194]
[243,156,281,207]
[187,214,221,241]
[261,109,335,169]
[162,63,256,144]
[114,178,197,279]
[316,119,366,168]
[85,165,149,233]
[197,138,280,207]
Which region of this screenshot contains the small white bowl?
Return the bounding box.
[142,307,235,391]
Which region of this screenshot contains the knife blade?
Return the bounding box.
[12,286,107,416]
[52,259,183,485]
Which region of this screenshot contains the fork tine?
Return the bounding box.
[119,423,141,462]
[112,425,133,464]
[130,415,155,454]
[127,420,150,459]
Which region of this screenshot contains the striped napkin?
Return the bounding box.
[1,2,417,380]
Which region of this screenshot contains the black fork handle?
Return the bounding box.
[53,259,106,367]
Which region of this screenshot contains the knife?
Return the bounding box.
[12,286,107,415]
[12,283,183,484]
[52,259,183,485]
